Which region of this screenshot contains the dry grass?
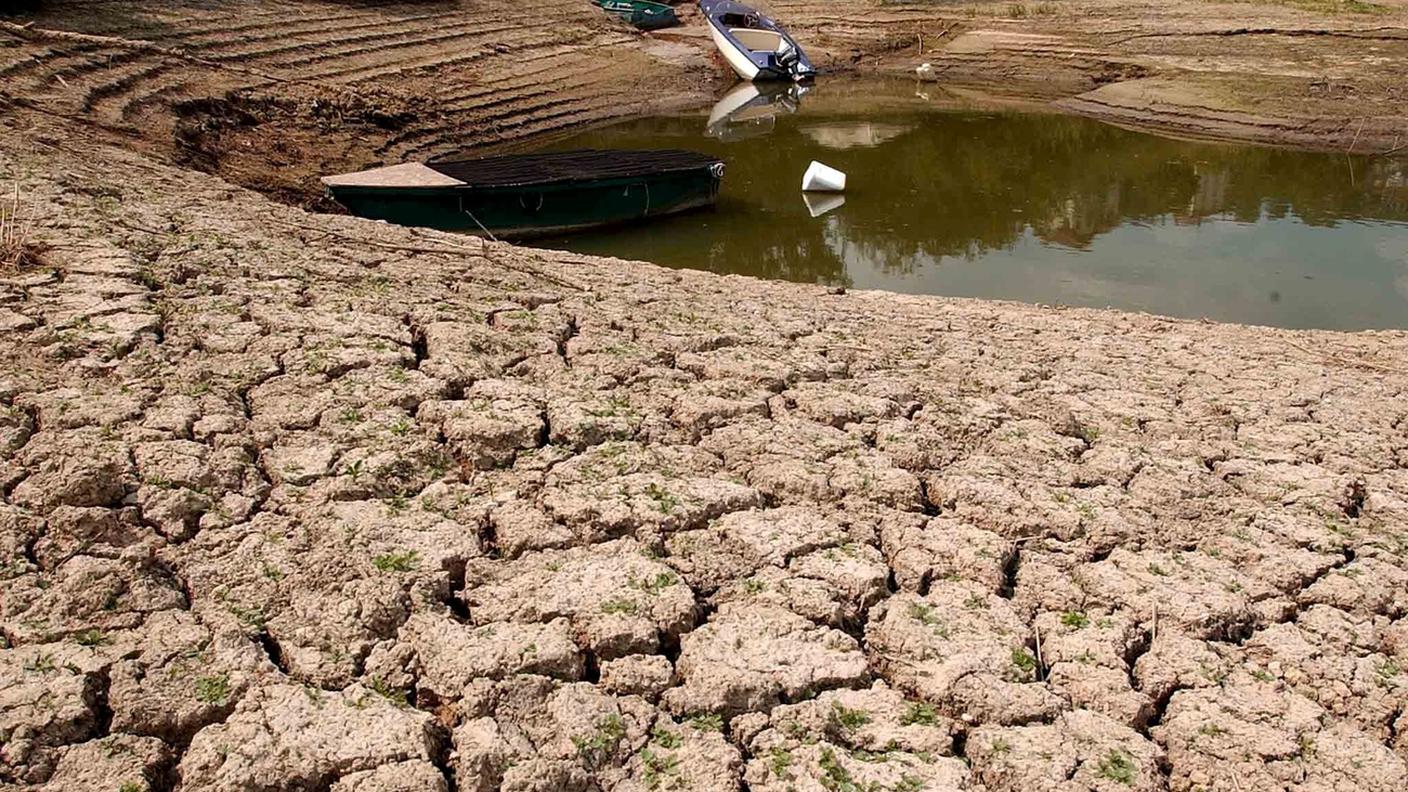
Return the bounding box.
[1,184,40,272]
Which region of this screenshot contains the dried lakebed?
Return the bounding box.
[3,81,1408,792]
[535,81,1408,330]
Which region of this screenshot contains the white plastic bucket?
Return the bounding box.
[802,161,846,192]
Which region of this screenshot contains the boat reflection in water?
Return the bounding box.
[705,82,807,142]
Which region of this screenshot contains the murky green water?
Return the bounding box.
[531,79,1408,330]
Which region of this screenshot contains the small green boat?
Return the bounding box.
[322,149,724,239]
[593,0,679,30]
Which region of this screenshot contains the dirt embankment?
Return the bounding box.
[2,0,1406,204]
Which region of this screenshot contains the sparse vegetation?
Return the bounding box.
[372,550,419,572]
[769,745,793,777]
[1060,611,1089,629]
[650,725,682,748]
[900,701,940,726]
[73,628,110,647]
[1097,749,1137,784]
[573,714,626,766]
[1010,647,1039,678]
[687,713,723,732]
[818,746,855,791]
[630,571,678,594]
[600,597,639,615]
[195,673,231,705]
[640,748,680,790]
[908,602,949,637]
[1,184,40,272]
[830,701,871,730]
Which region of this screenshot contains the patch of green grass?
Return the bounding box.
[1375,659,1401,684]
[194,673,231,705]
[640,748,680,790]
[228,603,267,629]
[644,482,680,514]
[687,713,723,732]
[893,775,925,792]
[1059,611,1089,629]
[630,571,679,594]
[963,593,989,610]
[573,714,626,766]
[818,747,856,791]
[830,701,871,730]
[1097,749,1137,785]
[600,597,639,615]
[769,745,793,777]
[907,602,949,637]
[368,677,409,708]
[372,550,419,573]
[1011,647,1039,678]
[650,725,682,748]
[73,628,110,647]
[119,782,144,792]
[900,701,940,726]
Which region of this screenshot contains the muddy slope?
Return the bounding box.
[4,81,1408,790]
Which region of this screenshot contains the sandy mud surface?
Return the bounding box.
[2,1,1408,791]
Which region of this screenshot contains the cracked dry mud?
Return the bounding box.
[2,121,1406,791]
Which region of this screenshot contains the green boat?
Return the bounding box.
[592,0,679,30]
[321,149,724,238]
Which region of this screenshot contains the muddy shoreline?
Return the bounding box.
[3,2,1406,206]
[2,2,1408,791]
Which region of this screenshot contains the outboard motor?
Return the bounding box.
[777,37,802,78]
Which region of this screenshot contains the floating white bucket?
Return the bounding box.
[802,192,846,218]
[802,160,846,192]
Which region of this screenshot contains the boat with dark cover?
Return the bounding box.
[700,0,815,82]
[322,150,725,238]
[593,0,679,30]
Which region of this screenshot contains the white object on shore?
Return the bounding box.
[802,192,846,218]
[802,161,846,192]
[916,62,933,78]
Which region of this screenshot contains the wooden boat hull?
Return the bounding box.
[327,168,722,239]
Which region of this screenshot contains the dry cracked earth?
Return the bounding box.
[3,2,1408,791]
[3,106,1408,791]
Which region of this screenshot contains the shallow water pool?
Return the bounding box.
[530,79,1408,330]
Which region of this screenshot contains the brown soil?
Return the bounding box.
[2,2,1408,791]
